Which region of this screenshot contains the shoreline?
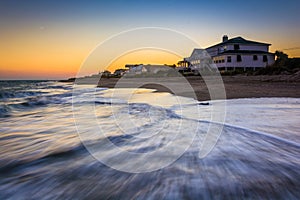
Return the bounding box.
[96,75,300,101]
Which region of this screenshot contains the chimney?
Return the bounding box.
[223,35,228,42]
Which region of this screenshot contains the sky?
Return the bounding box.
[0,0,299,79]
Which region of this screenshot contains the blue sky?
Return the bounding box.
[1,0,299,45]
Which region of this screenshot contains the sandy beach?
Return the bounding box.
[97,74,300,101]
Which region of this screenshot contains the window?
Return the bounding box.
[234,44,240,50]
[227,56,231,63]
[263,55,268,62]
[253,55,258,61]
[237,55,242,62]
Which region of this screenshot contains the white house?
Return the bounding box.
[113,68,128,76]
[125,64,174,75]
[186,35,275,71]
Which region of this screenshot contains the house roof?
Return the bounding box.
[219,50,274,55]
[186,48,209,60]
[206,37,271,49]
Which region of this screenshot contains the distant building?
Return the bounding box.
[177,59,192,74]
[101,70,111,77]
[113,68,128,76]
[186,35,275,71]
[125,64,174,75]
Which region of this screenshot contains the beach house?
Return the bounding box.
[125,64,175,75]
[186,35,275,72]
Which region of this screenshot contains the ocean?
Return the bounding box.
[0,80,299,199]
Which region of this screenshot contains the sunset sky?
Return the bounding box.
[0,0,299,80]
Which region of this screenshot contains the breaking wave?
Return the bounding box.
[0,81,299,199]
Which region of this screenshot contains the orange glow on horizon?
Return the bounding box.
[1,27,299,80]
[0,48,182,79]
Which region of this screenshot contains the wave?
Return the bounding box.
[0,104,11,117]
[0,81,73,100]
[0,91,48,99]
[2,117,298,172]
[1,82,299,198]
[0,143,87,174]
[224,123,300,148]
[196,119,300,148]
[0,94,73,118]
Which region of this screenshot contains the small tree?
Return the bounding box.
[274,51,288,66]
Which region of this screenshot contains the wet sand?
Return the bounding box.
[97,75,300,101]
